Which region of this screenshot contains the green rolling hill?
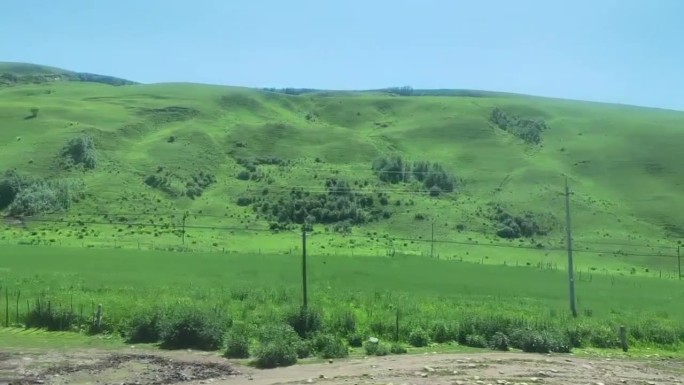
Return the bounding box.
[1,62,682,274]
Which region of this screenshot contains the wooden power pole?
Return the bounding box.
[565,178,578,317]
[430,221,435,259]
[301,227,308,310]
[678,245,681,280]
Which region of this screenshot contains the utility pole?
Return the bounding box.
[430,221,435,258]
[181,211,189,245]
[678,245,681,280]
[565,178,578,317]
[302,227,308,310]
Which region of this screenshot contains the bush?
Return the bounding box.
[347,332,364,348]
[464,334,488,348]
[7,177,85,216]
[332,311,357,336]
[254,324,300,368]
[236,170,251,180]
[509,328,571,353]
[159,307,229,351]
[488,332,510,351]
[285,307,324,338]
[224,329,250,358]
[364,341,389,356]
[236,196,252,206]
[313,333,349,359]
[390,343,407,354]
[296,339,314,359]
[588,325,621,349]
[431,322,451,343]
[122,309,165,343]
[408,327,430,347]
[62,135,97,170]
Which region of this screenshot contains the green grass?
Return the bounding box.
[1,63,684,357]
[0,62,683,278]
[0,245,682,352]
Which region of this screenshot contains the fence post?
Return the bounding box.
[15,291,20,325]
[619,325,628,352]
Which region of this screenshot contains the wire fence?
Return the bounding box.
[2,212,681,281]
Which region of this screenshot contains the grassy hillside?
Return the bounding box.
[0,63,683,275]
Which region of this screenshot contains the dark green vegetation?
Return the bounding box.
[1,246,684,367]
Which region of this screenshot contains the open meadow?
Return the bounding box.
[1,64,684,378]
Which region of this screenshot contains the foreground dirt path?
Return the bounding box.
[1,348,683,385]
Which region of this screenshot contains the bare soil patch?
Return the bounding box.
[1,349,682,385]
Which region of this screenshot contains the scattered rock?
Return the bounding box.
[423,366,436,373]
[468,364,477,368]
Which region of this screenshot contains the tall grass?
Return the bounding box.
[0,245,683,352]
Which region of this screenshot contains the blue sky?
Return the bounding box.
[1,0,682,110]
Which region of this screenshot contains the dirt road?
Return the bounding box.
[1,348,682,385]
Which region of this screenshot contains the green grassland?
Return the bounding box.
[0,63,684,359]
[0,245,683,353]
[1,63,683,277]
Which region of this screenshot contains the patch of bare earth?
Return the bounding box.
[1,349,683,385]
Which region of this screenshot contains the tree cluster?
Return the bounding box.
[241,178,392,229]
[0,170,85,216]
[491,205,551,239]
[144,168,216,199]
[371,155,456,195]
[489,107,549,145]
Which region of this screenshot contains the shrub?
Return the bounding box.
[285,307,324,338]
[464,334,488,348]
[296,339,314,359]
[588,325,621,349]
[408,327,430,347]
[236,196,252,206]
[7,177,85,216]
[488,332,510,351]
[509,328,571,353]
[390,343,407,354]
[254,324,300,368]
[364,341,389,356]
[430,322,451,343]
[332,310,357,336]
[313,333,349,359]
[62,135,97,170]
[224,329,250,358]
[347,332,364,348]
[236,170,251,180]
[159,307,229,351]
[121,309,165,343]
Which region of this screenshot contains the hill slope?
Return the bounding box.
[0,62,137,87]
[0,64,683,273]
